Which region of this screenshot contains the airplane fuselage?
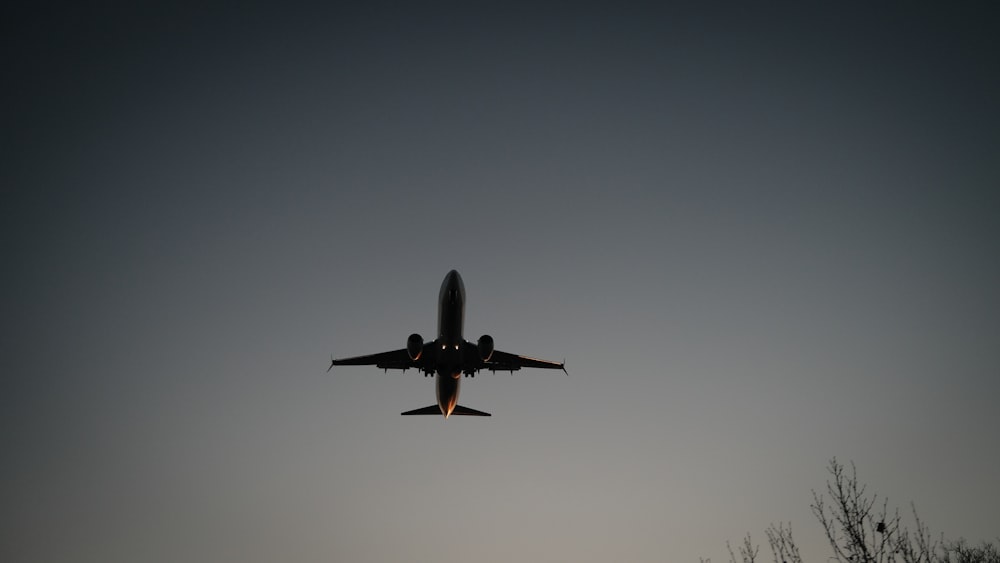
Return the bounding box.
[435,270,466,417]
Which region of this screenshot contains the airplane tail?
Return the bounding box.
[400,405,491,417]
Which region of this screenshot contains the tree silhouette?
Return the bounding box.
[701,459,998,563]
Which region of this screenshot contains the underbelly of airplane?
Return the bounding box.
[435,369,461,416]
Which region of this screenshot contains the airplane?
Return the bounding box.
[328,270,566,418]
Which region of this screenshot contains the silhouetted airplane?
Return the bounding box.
[328,270,566,418]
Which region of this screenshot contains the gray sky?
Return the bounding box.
[4,3,998,562]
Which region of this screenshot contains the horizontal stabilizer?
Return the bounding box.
[451,405,491,417]
[401,405,442,416]
[400,404,491,417]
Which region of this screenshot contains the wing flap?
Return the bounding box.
[329,348,419,371]
[484,349,566,374]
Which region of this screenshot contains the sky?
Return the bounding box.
[3,3,999,562]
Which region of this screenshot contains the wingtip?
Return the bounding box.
[327,355,334,373]
[562,359,568,376]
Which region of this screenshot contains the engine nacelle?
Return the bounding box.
[406,333,423,360]
[477,334,494,362]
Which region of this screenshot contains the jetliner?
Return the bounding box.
[328,270,566,418]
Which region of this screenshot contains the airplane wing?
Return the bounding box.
[483,349,567,375]
[329,348,421,372]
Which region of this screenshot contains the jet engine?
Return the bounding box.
[406,333,423,360]
[477,334,494,361]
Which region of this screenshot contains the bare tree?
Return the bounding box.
[938,540,1000,563]
[810,459,943,563]
[728,533,760,563]
[811,458,904,563]
[766,522,803,563]
[701,459,997,563]
[895,503,939,563]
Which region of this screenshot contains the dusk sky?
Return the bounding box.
[4,3,998,562]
